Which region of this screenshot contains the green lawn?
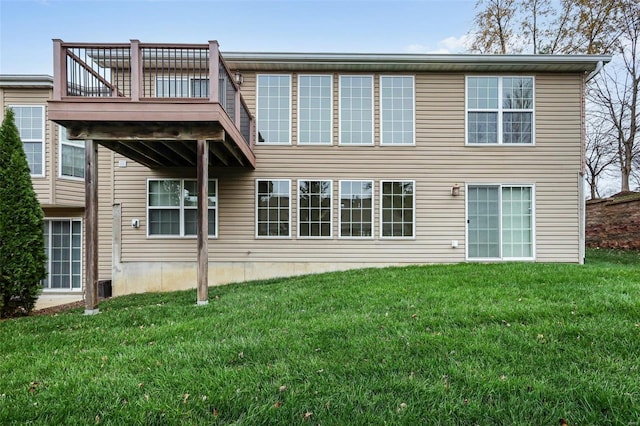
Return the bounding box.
[1,250,639,425]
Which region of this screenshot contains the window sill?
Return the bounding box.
[59,175,85,182]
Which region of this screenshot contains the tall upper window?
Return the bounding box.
[257,75,291,144]
[339,180,373,238]
[298,75,332,145]
[11,105,45,176]
[467,185,534,260]
[339,76,373,145]
[59,126,85,179]
[147,179,217,237]
[380,181,415,238]
[466,76,534,145]
[298,180,332,238]
[380,76,415,145]
[256,179,291,237]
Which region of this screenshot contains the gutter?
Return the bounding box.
[0,74,54,88]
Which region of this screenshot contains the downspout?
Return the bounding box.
[586,61,604,83]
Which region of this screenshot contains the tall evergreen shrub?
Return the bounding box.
[0,108,47,317]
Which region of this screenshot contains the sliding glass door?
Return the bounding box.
[467,185,533,260]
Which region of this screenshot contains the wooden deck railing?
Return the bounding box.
[52,39,254,149]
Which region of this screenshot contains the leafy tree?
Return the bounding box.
[469,0,623,54]
[0,108,47,318]
[469,0,518,53]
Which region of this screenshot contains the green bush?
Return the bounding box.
[0,108,46,318]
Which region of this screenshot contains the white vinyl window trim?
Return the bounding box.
[379,180,416,239]
[338,75,374,146]
[146,178,218,238]
[255,179,292,238]
[338,179,375,239]
[58,126,85,180]
[297,74,333,145]
[465,183,536,261]
[379,76,416,146]
[256,74,292,145]
[464,76,535,146]
[297,179,333,239]
[10,105,46,177]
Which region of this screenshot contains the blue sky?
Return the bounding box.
[0,0,475,75]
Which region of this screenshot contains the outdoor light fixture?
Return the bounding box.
[235,70,243,86]
[451,184,460,196]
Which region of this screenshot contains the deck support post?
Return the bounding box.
[84,139,99,315]
[196,139,209,305]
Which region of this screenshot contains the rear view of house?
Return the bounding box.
[2,40,610,311]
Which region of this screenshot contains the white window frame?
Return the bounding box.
[58,125,85,180]
[297,74,333,145]
[43,218,83,292]
[256,74,292,145]
[297,179,333,239]
[338,75,374,146]
[379,76,416,146]
[255,179,292,238]
[338,179,375,239]
[465,183,536,261]
[155,77,210,98]
[146,178,218,238]
[465,76,535,146]
[379,180,416,239]
[155,77,189,97]
[10,105,46,177]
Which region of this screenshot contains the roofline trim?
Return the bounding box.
[222,51,612,65]
[0,74,54,88]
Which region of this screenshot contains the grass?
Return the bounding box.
[1,250,639,425]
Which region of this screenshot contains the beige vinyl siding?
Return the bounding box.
[97,146,114,280]
[1,88,52,203]
[112,72,582,264]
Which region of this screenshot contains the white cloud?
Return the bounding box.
[404,35,470,54]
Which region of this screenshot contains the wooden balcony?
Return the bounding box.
[48,40,255,168]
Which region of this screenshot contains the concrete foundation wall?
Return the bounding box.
[112,261,409,296]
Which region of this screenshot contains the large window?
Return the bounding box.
[298,75,333,144]
[339,76,373,145]
[466,76,534,145]
[298,180,332,238]
[257,75,291,144]
[380,76,414,145]
[11,105,45,176]
[59,126,85,179]
[147,179,217,237]
[339,180,373,238]
[380,181,415,238]
[467,185,534,260]
[43,219,82,290]
[256,179,291,237]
